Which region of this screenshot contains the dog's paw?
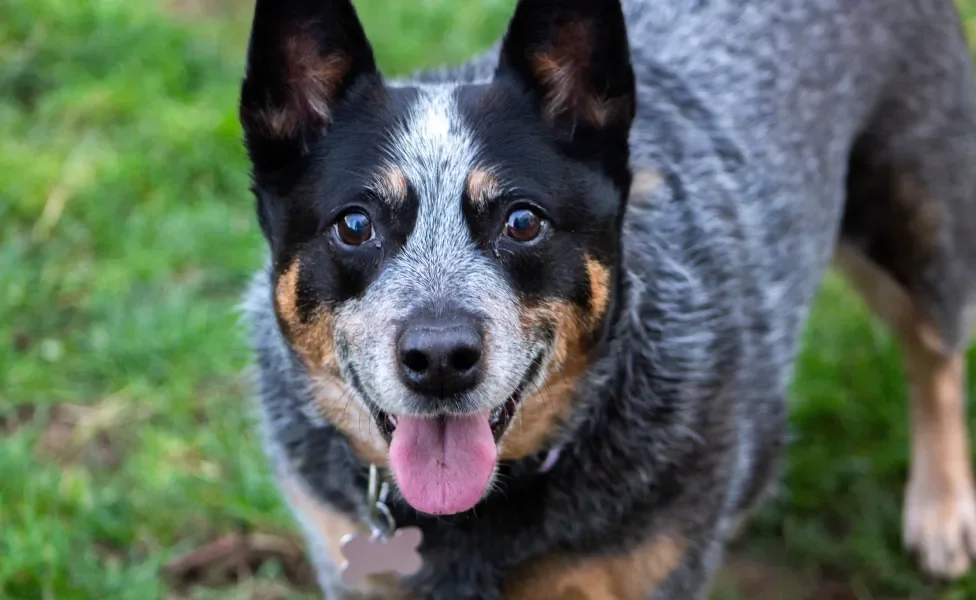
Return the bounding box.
[903,475,976,579]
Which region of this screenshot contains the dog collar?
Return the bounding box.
[538,444,564,473]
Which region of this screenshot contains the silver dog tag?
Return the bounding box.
[339,525,424,585]
[339,465,424,585]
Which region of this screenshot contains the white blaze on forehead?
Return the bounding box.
[384,84,487,304]
[387,84,477,202]
[420,94,451,140]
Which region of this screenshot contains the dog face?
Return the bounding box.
[241,0,634,515]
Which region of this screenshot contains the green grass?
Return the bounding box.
[1,0,975,598]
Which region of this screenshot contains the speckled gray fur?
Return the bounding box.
[244,0,976,598]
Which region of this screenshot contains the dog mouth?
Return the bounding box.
[373,388,523,443]
[489,390,522,438]
[355,353,543,517]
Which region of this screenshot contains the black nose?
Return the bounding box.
[397,316,484,398]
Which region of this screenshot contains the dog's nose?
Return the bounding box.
[397,316,484,398]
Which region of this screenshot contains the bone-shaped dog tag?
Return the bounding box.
[339,526,423,586]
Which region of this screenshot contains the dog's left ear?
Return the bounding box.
[239,0,380,175]
[495,0,635,144]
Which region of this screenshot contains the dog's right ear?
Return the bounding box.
[494,0,634,140]
[239,0,380,174]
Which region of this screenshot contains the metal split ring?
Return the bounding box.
[366,464,396,539]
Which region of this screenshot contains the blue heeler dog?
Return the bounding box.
[238,0,976,597]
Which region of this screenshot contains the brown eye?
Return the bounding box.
[504,208,543,242]
[335,211,373,246]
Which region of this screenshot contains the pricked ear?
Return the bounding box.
[239,0,380,173]
[495,0,635,136]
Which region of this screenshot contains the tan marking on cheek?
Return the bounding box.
[274,260,337,372]
[504,256,615,460]
[584,257,611,323]
[466,167,503,208]
[372,165,409,206]
[275,260,302,325]
[506,534,685,599]
[517,302,584,382]
[504,301,589,460]
[308,375,389,466]
[502,373,578,460]
[281,475,413,597]
[276,262,386,465]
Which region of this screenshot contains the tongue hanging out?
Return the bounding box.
[388,412,497,515]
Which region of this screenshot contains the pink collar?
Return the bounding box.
[537,445,564,473]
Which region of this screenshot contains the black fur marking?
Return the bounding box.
[259,86,421,311]
[240,0,380,174]
[456,84,623,312]
[495,0,635,180]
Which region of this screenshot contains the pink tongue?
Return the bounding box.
[389,413,497,515]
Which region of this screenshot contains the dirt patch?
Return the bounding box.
[163,530,316,597]
[1,403,38,435]
[12,329,32,352]
[715,552,908,600]
[716,553,847,599]
[34,400,147,470]
[180,579,307,600]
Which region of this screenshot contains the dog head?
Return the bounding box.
[241,0,635,516]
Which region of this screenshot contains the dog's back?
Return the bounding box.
[618,0,976,581]
[625,0,976,345]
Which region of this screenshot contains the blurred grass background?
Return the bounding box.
[2,0,976,598]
